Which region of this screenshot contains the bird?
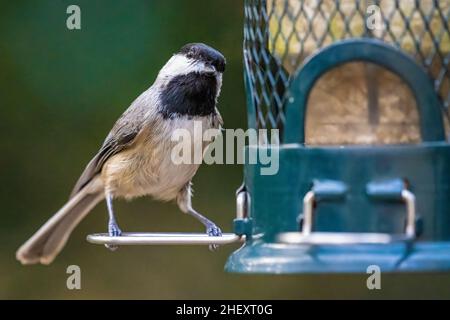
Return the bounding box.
[16,43,226,265]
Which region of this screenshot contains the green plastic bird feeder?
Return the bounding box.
[225,0,450,273]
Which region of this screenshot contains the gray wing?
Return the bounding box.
[69,98,149,198]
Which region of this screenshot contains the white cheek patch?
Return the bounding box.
[158,54,213,78]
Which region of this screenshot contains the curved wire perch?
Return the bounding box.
[87,232,243,246]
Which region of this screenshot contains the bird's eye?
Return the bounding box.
[186,51,194,59]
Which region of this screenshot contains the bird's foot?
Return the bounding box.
[105,222,122,251]
[109,222,122,237]
[206,223,222,251]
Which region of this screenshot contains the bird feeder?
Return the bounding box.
[225,0,450,273]
[89,0,450,274]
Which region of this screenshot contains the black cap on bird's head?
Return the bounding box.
[179,43,226,73]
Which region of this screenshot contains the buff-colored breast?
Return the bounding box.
[101,114,221,201]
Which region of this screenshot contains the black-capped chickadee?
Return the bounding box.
[17,43,226,265]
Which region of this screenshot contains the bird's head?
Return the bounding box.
[156,43,226,118]
[158,43,226,80]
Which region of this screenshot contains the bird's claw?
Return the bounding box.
[105,222,122,251]
[108,222,122,237]
[207,223,222,236]
[206,223,222,251]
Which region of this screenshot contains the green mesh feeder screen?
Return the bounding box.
[243,0,450,144]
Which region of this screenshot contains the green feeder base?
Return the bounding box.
[225,241,450,273]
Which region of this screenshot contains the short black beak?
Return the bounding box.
[207,59,225,73]
[214,60,226,73]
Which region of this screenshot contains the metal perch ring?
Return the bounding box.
[87,232,243,246]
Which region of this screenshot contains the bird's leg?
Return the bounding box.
[187,208,222,251]
[177,183,222,251]
[187,208,222,236]
[105,192,121,251]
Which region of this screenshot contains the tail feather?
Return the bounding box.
[16,177,104,265]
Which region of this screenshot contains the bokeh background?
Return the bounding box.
[1,0,450,299]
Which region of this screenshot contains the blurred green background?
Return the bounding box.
[1,0,450,299]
